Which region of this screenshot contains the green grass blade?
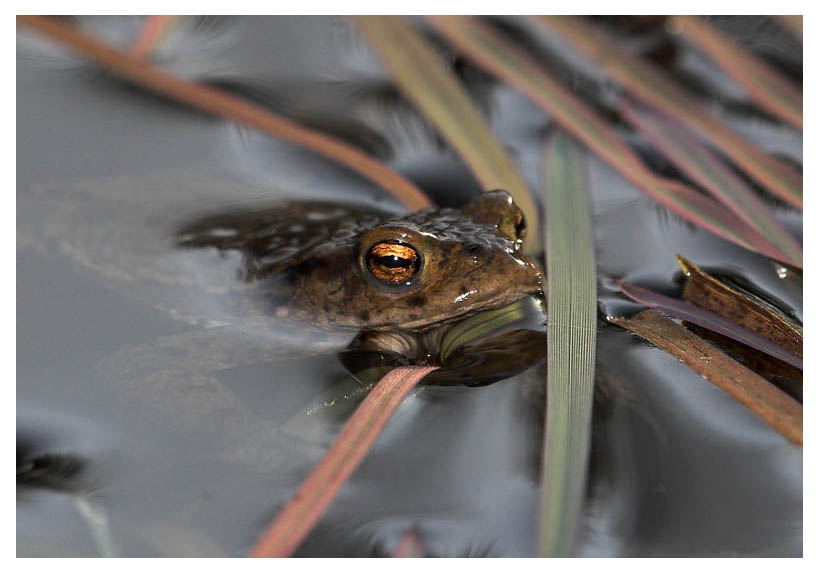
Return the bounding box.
[622,102,802,267]
[538,131,597,556]
[17,16,433,212]
[354,16,540,252]
[428,16,787,262]
[533,16,802,209]
[669,16,802,129]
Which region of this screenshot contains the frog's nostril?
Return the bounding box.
[514,213,527,238]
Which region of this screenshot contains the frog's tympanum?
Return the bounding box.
[176,190,546,385]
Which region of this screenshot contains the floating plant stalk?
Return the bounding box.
[533,16,802,209]
[250,366,437,558]
[538,131,597,556]
[428,16,787,262]
[610,310,802,446]
[677,256,802,358]
[73,495,119,558]
[618,281,802,370]
[355,15,540,252]
[16,15,433,211]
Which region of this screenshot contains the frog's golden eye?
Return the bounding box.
[365,241,421,285]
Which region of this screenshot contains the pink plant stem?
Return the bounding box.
[130,15,177,59]
[250,366,438,558]
[392,529,426,557]
[16,16,433,212]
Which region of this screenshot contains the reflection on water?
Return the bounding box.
[17,16,801,556]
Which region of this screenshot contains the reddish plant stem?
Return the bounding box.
[392,529,426,557]
[249,366,438,558]
[17,16,433,212]
[129,15,178,59]
[670,16,802,129]
[611,309,802,446]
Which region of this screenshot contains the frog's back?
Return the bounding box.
[176,202,390,282]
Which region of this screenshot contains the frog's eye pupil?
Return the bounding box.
[376,254,413,269]
[366,242,420,285]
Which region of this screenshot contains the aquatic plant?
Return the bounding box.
[16,15,802,557]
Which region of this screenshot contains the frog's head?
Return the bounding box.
[282,191,543,330]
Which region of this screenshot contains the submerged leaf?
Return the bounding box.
[250,366,437,558]
[618,281,801,370]
[73,495,119,558]
[280,368,389,446]
[16,16,433,211]
[669,16,802,128]
[538,131,597,556]
[355,16,540,252]
[610,310,802,446]
[428,16,787,261]
[439,296,543,362]
[533,16,802,209]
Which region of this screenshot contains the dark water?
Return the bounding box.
[17,16,801,556]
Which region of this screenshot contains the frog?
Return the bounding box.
[19,172,546,469]
[174,189,544,332]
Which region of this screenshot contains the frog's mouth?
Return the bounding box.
[353,294,546,349]
[367,286,546,333]
[339,295,548,386]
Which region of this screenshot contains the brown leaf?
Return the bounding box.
[611,310,802,446]
[677,256,802,359]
